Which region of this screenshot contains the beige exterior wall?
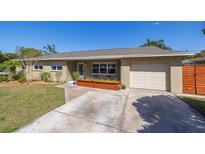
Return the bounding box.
[27,56,183,93]
[27,60,68,82]
[170,59,183,94]
[120,59,130,88]
[75,59,120,80]
[27,59,120,82]
[67,61,76,80]
[120,56,184,93]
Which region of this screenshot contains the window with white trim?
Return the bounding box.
[34,63,43,70]
[51,62,63,71]
[92,63,99,74]
[92,62,116,75]
[100,63,107,74]
[108,63,116,74]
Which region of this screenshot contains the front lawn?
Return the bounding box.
[179,97,205,116]
[0,82,64,132]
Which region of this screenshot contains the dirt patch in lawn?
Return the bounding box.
[0,81,22,87]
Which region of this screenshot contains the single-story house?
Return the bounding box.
[27,46,194,93]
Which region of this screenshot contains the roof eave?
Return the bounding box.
[31,53,195,61]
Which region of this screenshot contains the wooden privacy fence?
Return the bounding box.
[183,64,205,95]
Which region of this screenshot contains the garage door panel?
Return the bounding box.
[131,65,167,71]
[130,63,169,91]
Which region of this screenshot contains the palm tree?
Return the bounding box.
[140,39,172,50]
[202,22,205,35]
[43,44,57,54]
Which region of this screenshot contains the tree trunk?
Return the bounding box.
[29,62,32,83]
[26,61,32,83]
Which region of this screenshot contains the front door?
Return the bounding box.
[77,63,84,78]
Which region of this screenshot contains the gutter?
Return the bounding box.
[30,52,195,61]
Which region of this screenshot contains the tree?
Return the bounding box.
[43,44,57,55]
[185,50,205,59]
[202,22,205,35]
[0,60,20,80]
[186,22,205,59]
[0,52,18,63]
[140,39,172,50]
[187,50,205,59]
[0,53,4,63]
[203,28,205,35]
[196,50,205,58]
[17,47,42,83]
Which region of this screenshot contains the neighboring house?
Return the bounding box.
[27,46,194,93]
[0,68,8,76]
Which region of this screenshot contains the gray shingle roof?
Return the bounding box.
[34,46,194,60]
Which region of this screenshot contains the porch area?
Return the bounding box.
[66,59,121,81]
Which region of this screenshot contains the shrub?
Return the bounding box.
[121,84,126,90]
[13,70,25,80]
[18,76,27,83]
[40,72,51,82]
[0,75,8,82]
[72,71,80,80]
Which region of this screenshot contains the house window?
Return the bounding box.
[92,62,116,75]
[77,63,84,76]
[51,62,63,71]
[100,63,107,74]
[108,63,116,74]
[34,63,43,70]
[92,64,99,74]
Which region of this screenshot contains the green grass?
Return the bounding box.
[179,97,205,116]
[0,84,64,132]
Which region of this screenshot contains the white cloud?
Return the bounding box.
[153,22,160,26]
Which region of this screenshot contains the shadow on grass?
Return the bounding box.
[132,95,205,133]
[179,97,205,116]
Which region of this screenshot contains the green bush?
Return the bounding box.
[13,70,25,80]
[0,75,8,82]
[40,72,51,82]
[72,71,80,80]
[121,84,126,90]
[13,70,26,83]
[18,76,27,83]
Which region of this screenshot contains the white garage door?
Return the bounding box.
[130,63,169,91]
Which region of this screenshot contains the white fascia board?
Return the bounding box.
[33,52,195,61]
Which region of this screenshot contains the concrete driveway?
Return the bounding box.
[17,87,205,133]
[122,89,205,133]
[17,87,128,133]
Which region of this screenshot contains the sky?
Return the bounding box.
[0,21,204,53]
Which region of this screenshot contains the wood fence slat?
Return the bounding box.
[183,64,196,94]
[183,64,205,95]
